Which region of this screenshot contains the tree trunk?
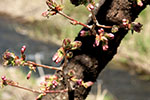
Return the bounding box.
[43,0,150,100]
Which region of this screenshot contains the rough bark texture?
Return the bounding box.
[43,0,150,100]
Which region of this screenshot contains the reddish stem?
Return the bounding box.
[25,61,62,70]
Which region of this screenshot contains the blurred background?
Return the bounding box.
[0,0,150,100]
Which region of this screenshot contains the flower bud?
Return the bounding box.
[98,28,104,34]
[42,11,50,17]
[62,38,71,49]
[1,76,7,81]
[87,3,95,11]
[82,81,93,88]
[80,30,86,37]
[131,22,143,33]
[52,47,64,64]
[77,79,83,85]
[102,45,109,51]
[137,0,143,7]
[111,25,119,33]
[27,71,32,80]
[94,34,100,47]
[3,51,15,61]
[71,41,82,50]
[105,33,114,40]
[21,45,26,54]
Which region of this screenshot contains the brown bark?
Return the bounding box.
[43,0,150,100]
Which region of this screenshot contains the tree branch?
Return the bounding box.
[43,0,150,100]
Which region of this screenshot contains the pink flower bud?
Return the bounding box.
[21,45,26,54]
[98,28,104,34]
[27,71,32,80]
[122,18,127,23]
[52,80,58,86]
[42,11,49,17]
[87,4,95,11]
[102,45,109,51]
[137,0,143,7]
[52,47,64,64]
[80,30,86,37]
[105,33,114,39]
[3,51,15,60]
[83,81,93,88]
[77,79,83,85]
[62,38,71,49]
[52,52,59,62]
[55,55,63,64]
[1,76,7,81]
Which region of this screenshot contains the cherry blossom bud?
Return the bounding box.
[105,33,114,39]
[27,71,32,80]
[71,41,82,50]
[87,3,95,11]
[52,47,64,64]
[52,80,58,87]
[42,11,50,17]
[131,22,143,33]
[55,55,64,64]
[1,76,7,81]
[94,34,100,47]
[21,45,26,54]
[77,79,83,85]
[122,18,129,27]
[137,0,143,7]
[111,25,119,33]
[3,51,15,60]
[62,38,71,49]
[102,45,109,51]
[83,81,93,88]
[98,28,104,34]
[80,30,86,37]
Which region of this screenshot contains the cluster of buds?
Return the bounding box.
[52,39,82,64]
[80,30,92,37]
[40,75,59,92]
[122,18,130,29]
[93,28,114,51]
[122,18,143,33]
[37,75,59,100]
[87,3,95,12]
[111,25,119,33]
[42,0,63,18]
[3,46,38,80]
[130,22,143,33]
[3,45,26,66]
[0,76,7,88]
[70,77,93,88]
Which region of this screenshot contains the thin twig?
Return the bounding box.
[7,82,42,94]
[25,61,62,70]
[58,11,92,29]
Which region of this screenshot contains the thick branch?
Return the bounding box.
[43,0,150,100]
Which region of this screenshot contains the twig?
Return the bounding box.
[58,11,92,29]
[6,81,42,94]
[25,61,62,70]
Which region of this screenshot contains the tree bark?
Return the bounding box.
[43,0,150,100]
